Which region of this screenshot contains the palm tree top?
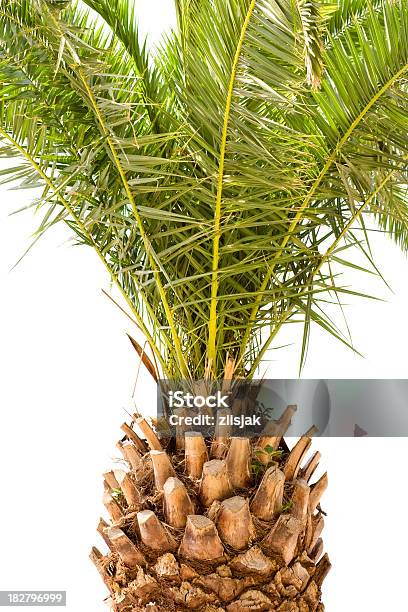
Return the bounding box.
[1,0,408,379]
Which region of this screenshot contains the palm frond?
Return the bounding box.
[293,0,325,89]
[81,0,165,128]
[1,0,408,379]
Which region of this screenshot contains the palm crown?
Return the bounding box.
[1,0,408,380]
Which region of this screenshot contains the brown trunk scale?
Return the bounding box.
[91,405,330,611]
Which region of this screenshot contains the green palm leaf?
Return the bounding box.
[1,0,408,379]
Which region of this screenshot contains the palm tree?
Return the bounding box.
[1,0,408,609]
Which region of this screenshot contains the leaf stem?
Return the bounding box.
[43,2,189,378]
[208,0,257,369]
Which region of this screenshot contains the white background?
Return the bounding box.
[1,1,408,610]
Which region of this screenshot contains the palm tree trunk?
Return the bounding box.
[91,410,330,611]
